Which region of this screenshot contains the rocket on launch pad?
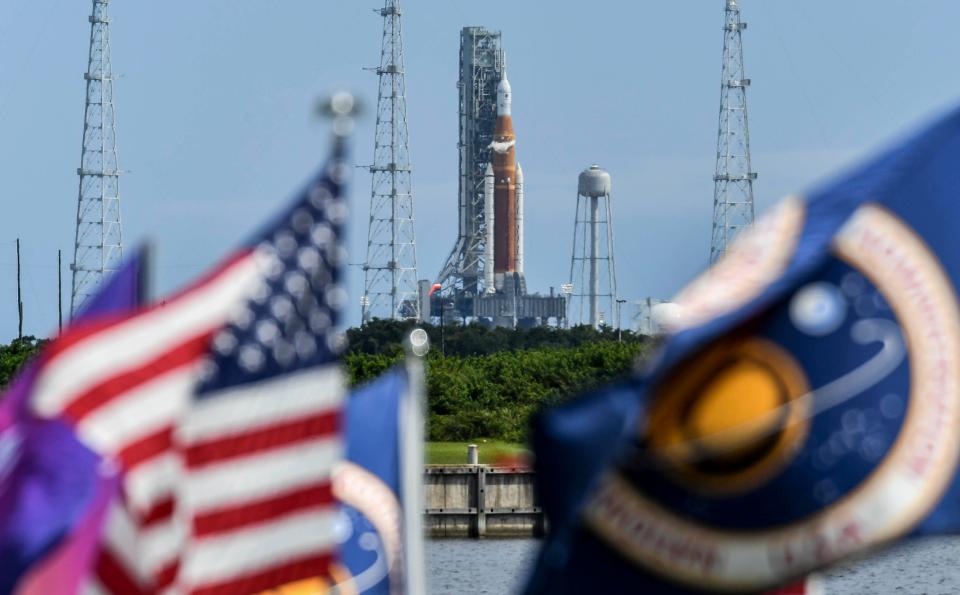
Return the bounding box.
[484,74,524,293]
[428,30,566,327]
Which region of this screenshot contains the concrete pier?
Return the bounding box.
[424,465,544,538]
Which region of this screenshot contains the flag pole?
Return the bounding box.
[402,328,429,595]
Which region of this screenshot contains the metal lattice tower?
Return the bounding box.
[70,0,123,316]
[435,27,504,297]
[710,0,757,265]
[568,165,617,330]
[362,0,420,322]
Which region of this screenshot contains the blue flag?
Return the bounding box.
[526,103,960,594]
[337,364,425,594]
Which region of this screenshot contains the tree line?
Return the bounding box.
[346,340,646,442]
[347,321,649,441]
[0,336,47,388]
[0,322,651,442]
[346,319,647,357]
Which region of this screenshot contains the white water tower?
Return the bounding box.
[568,165,618,329]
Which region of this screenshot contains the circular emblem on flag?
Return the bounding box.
[330,461,402,593]
[586,204,960,591]
[646,337,811,495]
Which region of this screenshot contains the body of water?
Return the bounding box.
[426,539,538,595]
[426,536,960,595]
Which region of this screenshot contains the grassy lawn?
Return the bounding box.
[426,440,529,465]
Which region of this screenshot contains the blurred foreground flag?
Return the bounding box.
[526,104,960,594]
[4,135,351,594]
[0,252,147,595]
[335,354,427,594]
[264,349,429,595]
[173,150,350,594]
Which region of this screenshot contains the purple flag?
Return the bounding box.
[0,249,147,594]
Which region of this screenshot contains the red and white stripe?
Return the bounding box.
[28,252,262,593]
[31,244,346,593]
[766,575,826,595]
[174,365,344,595]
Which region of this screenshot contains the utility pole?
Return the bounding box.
[58,249,63,333]
[16,239,22,339]
[362,0,419,322]
[710,0,757,264]
[71,0,124,316]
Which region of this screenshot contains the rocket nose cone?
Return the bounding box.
[497,76,511,95]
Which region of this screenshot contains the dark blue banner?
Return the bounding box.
[527,104,960,594]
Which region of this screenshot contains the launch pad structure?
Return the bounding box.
[430,27,565,328]
[436,27,502,296]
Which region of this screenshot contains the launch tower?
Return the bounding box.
[430,29,564,327]
[435,27,504,296]
[710,0,757,265]
[70,0,123,315]
[362,0,420,321]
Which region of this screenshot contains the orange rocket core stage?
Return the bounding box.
[492,114,517,274]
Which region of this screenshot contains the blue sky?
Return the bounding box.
[0,0,958,339]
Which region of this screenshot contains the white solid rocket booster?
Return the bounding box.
[484,163,495,293]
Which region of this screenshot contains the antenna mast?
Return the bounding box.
[361,0,420,322]
[710,0,757,264]
[70,0,123,315]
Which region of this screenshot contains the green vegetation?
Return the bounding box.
[346,321,650,443]
[426,441,528,465]
[0,336,45,388]
[346,318,646,358]
[0,321,650,445]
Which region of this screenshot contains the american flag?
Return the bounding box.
[175,161,349,594]
[29,146,350,594]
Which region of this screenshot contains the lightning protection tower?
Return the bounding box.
[710,0,757,265]
[71,0,123,316]
[568,165,618,330]
[362,0,420,322]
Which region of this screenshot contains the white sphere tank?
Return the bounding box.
[651,302,683,332]
[578,165,612,197]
